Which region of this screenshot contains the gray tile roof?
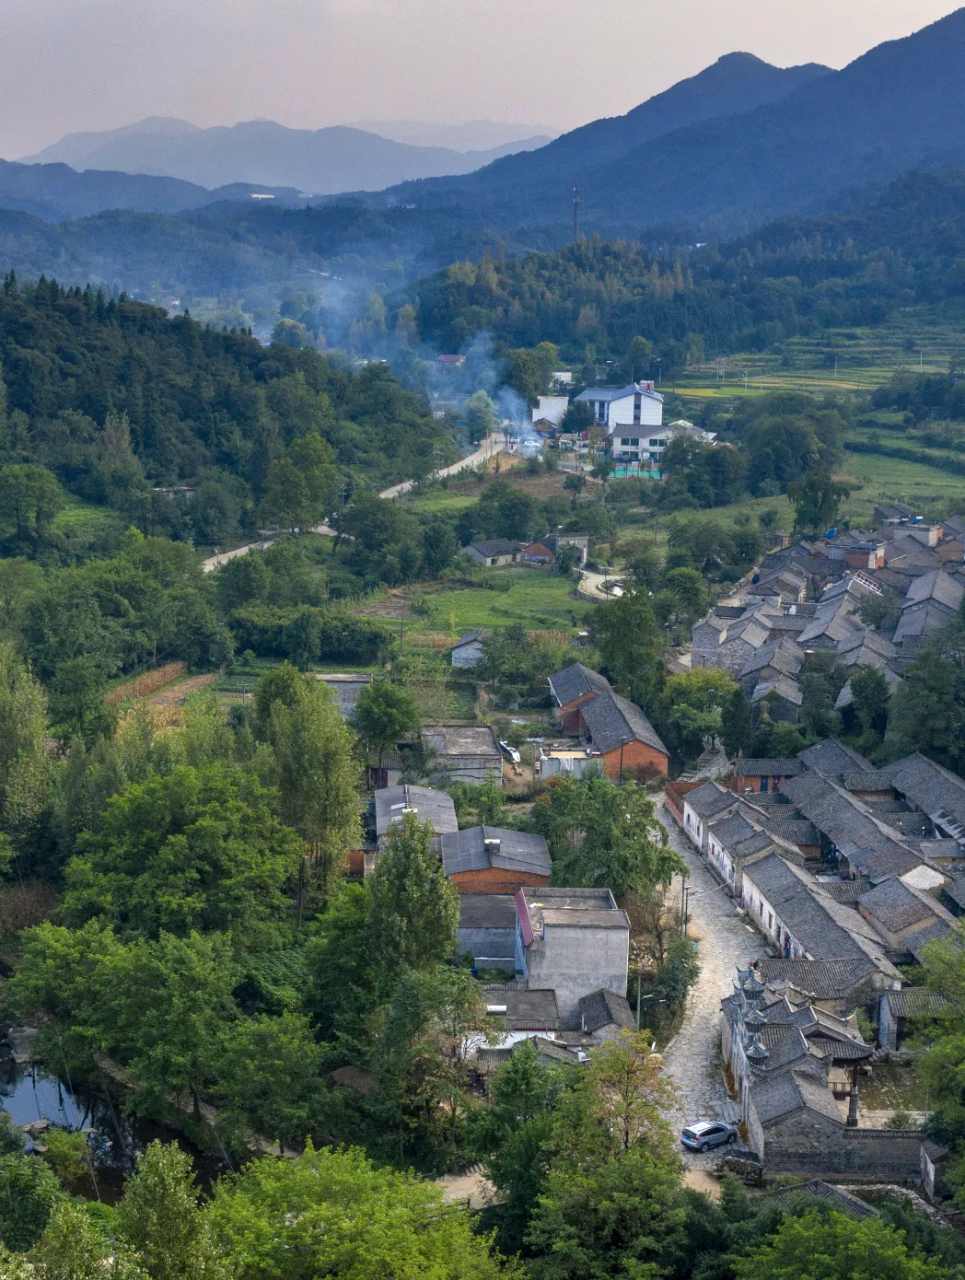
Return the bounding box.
[469,538,522,556]
[580,689,668,757]
[751,1023,812,1072]
[883,988,952,1018]
[903,568,965,611]
[755,956,877,999]
[374,785,459,838]
[483,987,560,1030]
[686,781,736,819]
[579,988,636,1034]
[441,825,551,878]
[458,893,516,930]
[904,917,953,961]
[843,771,896,793]
[882,753,965,839]
[818,880,869,905]
[548,662,612,709]
[762,1180,878,1221]
[757,816,821,847]
[743,853,895,970]
[739,639,804,679]
[809,1036,874,1061]
[750,1068,842,1126]
[752,675,803,707]
[708,810,759,850]
[452,628,490,649]
[736,758,805,777]
[798,739,874,776]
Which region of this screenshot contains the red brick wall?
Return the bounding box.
[559,691,598,732]
[601,740,668,782]
[450,868,549,894]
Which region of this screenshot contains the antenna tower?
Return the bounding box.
[573,187,583,241]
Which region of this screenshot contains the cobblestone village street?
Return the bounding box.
[656,801,766,1166]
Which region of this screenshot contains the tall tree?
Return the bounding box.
[117,1142,225,1280]
[534,775,683,900]
[589,588,665,711]
[788,465,851,535]
[734,1209,947,1280]
[0,644,49,859]
[207,1143,509,1280]
[269,680,361,905]
[352,680,421,775]
[368,814,458,974]
[721,686,753,760]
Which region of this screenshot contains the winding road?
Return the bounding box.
[201,434,507,572]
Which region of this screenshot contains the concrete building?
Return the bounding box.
[441,825,551,894]
[450,629,489,668]
[531,395,570,428]
[574,382,663,432]
[514,887,630,1027]
[372,784,458,852]
[423,723,503,787]
[315,673,372,717]
[457,894,517,973]
[537,745,606,781]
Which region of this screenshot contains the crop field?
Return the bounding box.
[673,307,965,401]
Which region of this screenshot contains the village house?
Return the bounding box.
[363,784,459,874]
[576,688,669,780]
[523,532,590,567]
[423,723,503,787]
[514,887,630,1027]
[450,629,490,668]
[463,538,522,567]
[440,825,551,894]
[733,757,805,793]
[548,662,613,732]
[877,987,951,1052]
[578,988,636,1041]
[682,780,738,854]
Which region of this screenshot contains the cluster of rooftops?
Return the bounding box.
[675,736,965,1002]
[691,508,965,721]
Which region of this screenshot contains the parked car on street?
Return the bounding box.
[680,1121,739,1153]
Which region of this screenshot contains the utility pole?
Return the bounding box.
[573,187,582,242]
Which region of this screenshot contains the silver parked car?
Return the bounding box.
[680,1120,739,1153]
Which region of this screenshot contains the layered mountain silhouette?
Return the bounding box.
[388,9,965,237]
[20,119,552,198]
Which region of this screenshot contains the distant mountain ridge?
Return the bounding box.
[20,118,553,197]
[443,52,831,193]
[387,10,965,239]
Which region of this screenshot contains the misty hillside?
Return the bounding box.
[20,120,553,197]
[344,120,558,151]
[389,9,965,238]
[0,158,304,222]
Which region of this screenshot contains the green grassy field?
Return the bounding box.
[54,496,126,544]
[409,570,589,634]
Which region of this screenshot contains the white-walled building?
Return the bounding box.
[531,395,570,428]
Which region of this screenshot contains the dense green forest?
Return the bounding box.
[0,274,457,548]
[403,171,965,368]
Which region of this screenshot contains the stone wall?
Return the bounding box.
[764,1113,922,1179]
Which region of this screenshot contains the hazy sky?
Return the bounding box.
[2,0,961,158]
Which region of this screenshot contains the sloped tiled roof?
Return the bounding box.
[469,538,522,557]
[737,758,805,777]
[441,826,551,878]
[580,689,667,757]
[883,988,953,1018]
[685,781,736,819]
[755,956,877,999]
[762,1180,879,1221]
[548,662,612,708]
[374,785,459,838]
[751,1068,842,1126]
[579,988,635,1034]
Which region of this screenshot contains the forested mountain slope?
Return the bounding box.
[405,169,965,365]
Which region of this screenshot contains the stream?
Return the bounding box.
[0,1054,229,1199]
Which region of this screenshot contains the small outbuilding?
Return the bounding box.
[441,825,551,894]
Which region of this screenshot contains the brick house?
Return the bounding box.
[441,825,551,894]
[548,663,613,732]
[577,689,668,781]
[733,757,805,793]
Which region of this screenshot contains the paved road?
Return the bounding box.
[201,437,506,572]
[379,432,507,499]
[657,801,764,1166]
